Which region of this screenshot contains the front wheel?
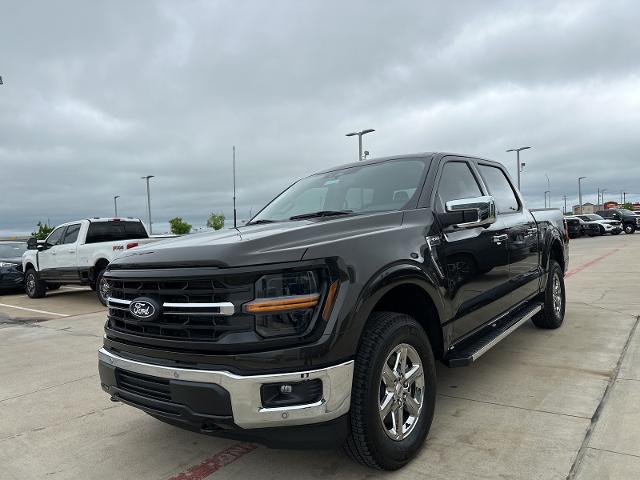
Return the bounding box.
[624,224,636,234]
[96,269,109,306]
[25,269,47,298]
[532,260,565,329]
[612,230,621,235]
[344,312,437,470]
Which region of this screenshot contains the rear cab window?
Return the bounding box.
[85,221,148,244]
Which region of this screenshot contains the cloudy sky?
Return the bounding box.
[1,0,639,235]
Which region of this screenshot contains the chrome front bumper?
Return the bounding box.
[98,348,354,429]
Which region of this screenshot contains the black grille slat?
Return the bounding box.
[117,370,171,401]
[107,273,256,342]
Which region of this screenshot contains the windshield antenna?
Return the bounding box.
[233,145,237,228]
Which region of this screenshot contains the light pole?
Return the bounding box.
[544,191,550,208]
[578,176,586,215]
[506,146,531,190]
[114,195,120,216]
[563,195,567,214]
[600,189,607,208]
[346,128,375,161]
[544,173,551,209]
[141,175,154,234]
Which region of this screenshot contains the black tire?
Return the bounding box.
[599,226,605,236]
[89,283,97,291]
[532,260,565,329]
[47,283,61,290]
[344,312,437,470]
[624,224,636,234]
[612,230,621,235]
[96,269,109,306]
[24,269,47,298]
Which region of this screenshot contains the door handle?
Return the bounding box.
[492,234,508,244]
[67,250,76,254]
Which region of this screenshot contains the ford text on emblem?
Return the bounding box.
[129,297,160,321]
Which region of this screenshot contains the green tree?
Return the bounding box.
[31,221,54,240]
[168,217,192,235]
[207,213,225,230]
[623,202,635,210]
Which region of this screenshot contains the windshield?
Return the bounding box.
[619,209,635,215]
[0,243,27,258]
[251,159,429,223]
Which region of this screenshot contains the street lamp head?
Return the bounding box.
[345,132,357,137]
[579,176,586,181]
[506,146,531,153]
[141,175,155,180]
[361,128,375,135]
[114,195,120,199]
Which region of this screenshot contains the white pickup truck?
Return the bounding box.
[22,218,165,304]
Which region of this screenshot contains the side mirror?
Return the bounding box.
[27,237,39,250]
[440,196,497,229]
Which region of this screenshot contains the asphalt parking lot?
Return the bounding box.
[1,235,639,480]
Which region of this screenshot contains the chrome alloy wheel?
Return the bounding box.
[26,273,36,295]
[552,272,563,317]
[379,343,425,441]
[99,277,111,302]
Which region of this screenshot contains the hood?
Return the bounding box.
[110,211,404,269]
[0,256,22,265]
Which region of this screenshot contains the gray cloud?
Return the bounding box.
[1,0,639,235]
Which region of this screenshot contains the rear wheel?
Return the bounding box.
[96,269,109,306]
[624,224,636,234]
[25,269,47,298]
[344,312,436,470]
[532,260,565,329]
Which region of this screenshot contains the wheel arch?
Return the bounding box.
[89,258,110,282]
[352,263,447,360]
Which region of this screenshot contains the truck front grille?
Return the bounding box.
[106,275,255,341]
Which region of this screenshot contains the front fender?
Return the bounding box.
[340,261,448,348]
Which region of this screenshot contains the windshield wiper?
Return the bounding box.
[289,210,353,221]
[246,219,277,225]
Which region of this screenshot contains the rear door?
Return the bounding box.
[477,163,541,305]
[54,223,82,281]
[433,158,512,340]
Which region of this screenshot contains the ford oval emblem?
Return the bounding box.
[129,297,161,321]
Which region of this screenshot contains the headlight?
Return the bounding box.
[244,271,337,338]
[0,262,18,269]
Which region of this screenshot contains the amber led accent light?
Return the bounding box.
[245,293,320,313]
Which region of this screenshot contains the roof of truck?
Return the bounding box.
[313,152,503,176]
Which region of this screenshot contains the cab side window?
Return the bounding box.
[478,165,520,214]
[45,227,66,246]
[62,224,81,244]
[436,161,483,210]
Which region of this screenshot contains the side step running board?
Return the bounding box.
[443,302,543,367]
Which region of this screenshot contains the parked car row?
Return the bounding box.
[563,209,640,238]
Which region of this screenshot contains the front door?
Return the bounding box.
[433,159,512,341]
[37,226,66,280]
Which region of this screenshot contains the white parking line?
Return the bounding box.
[0,303,67,317]
[60,286,89,291]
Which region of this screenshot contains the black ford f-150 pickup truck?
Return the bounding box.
[98,153,568,470]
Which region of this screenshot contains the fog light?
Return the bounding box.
[261,379,322,408]
[280,384,293,394]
